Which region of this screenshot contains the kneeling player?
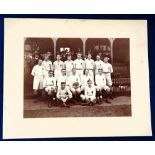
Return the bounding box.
[80,79,96,106]
[68,68,82,100]
[56,82,72,108]
[95,69,111,104]
[43,70,56,107]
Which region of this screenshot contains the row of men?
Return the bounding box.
[31,52,113,85]
[31,53,113,107]
[33,69,113,107]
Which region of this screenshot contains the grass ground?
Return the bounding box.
[24,96,131,118]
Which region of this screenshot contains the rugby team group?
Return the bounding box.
[31,52,114,108]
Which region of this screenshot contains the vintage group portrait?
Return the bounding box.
[3,18,152,139]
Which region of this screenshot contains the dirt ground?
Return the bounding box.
[24,96,131,118]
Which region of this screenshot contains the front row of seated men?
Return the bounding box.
[40,68,113,108]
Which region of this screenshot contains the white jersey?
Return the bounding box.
[95,60,104,70]
[95,74,106,87]
[53,60,64,71]
[42,60,52,71]
[85,85,96,98]
[82,75,94,86]
[31,64,45,77]
[74,59,84,69]
[43,76,56,88]
[57,87,72,99]
[103,62,113,73]
[68,74,81,87]
[64,60,74,71]
[85,59,94,70]
[57,75,68,87]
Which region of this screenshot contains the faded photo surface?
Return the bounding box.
[3,19,151,139]
[24,37,131,118]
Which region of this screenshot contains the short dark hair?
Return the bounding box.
[48,70,53,74]
[61,82,66,85]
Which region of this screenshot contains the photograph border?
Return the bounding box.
[0,14,155,141]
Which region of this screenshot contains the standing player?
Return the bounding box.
[68,68,82,100]
[31,59,45,101]
[95,69,111,104]
[94,55,104,75]
[85,53,95,79]
[53,54,64,81]
[57,69,68,88]
[56,82,72,108]
[80,79,96,106]
[43,70,56,107]
[74,53,85,81]
[42,54,52,77]
[103,56,113,99]
[64,55,74,78]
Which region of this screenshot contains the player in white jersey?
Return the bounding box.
[95,69,111,104]
[81,69,94,91]
[103,56,113,99]
[56,82,72,108]
[85,53,95,79]
[31,59,45,101]
[43,70,56,94]
[64,55,74,77]
[57,69,68,88]
[74,53,85,81]
[94,55,104,75]
[42,54,52,77]
[53,54,64,81]
[80,79,96,106]
[43,70,56,107]
[68,68,82,100]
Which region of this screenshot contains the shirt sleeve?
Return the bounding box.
[31,66,36,76]
[110,64,113,73]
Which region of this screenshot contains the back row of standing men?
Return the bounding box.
[31,52,113,106]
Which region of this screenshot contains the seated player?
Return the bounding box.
[57,69,68,88]
[80,79,96,106]
[95,69,111,104]
[81,69,94,92]
[43,70,56,107]
[56,82,72,108]
[31,59,45,102]
[68,68,82,100]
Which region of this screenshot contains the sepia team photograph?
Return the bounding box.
[24,38,131,118]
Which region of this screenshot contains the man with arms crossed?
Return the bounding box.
[56,82,72,108]
[81,79,96,106]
